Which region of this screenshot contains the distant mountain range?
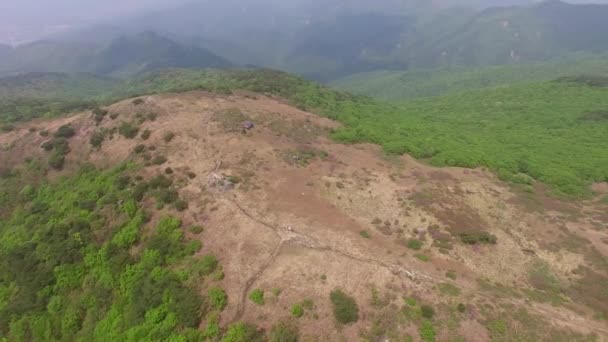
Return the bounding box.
[0,32,231,78]
[1,0,608,80]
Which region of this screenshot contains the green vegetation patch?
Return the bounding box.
[0,164,219,341]
[249,289,265,305]
[437,283,461,297]
[330,289,359,325]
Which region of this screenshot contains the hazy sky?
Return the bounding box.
[0,0,192,23]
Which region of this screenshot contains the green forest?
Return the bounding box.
[331,56,608,102]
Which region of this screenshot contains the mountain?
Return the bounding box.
[0,41,99,76]
[0,32,232,78]
[90,32,231,77]
[0,68,606,341]
[406,0,608,68]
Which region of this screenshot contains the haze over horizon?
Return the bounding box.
[2,0,608,44]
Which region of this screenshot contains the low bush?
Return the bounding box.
[149,174,172,189]
[407,239,423,250]
[134,144,146,154]
[54,124,75,138]
[460,232,497,245]
[147,113,158,121]
[153,155,168,165]
[1,124,15,132]
[141,129,151,140]
[90,131,105,148]
[48,151,65,170]
[164,132,175,143]
[268,321,299,342]
[360,230,371,239]
[421,305,434,319]
[249,289,265,305]
[118,122,139,139]
[291,304,304,318]
[132,98,145,106]
[92,108,108,124]
[208,287,228,311]
[330,289,359,324]
[419,320,436,342]
[174,199,189,212]
[221,322,263,342]
[190,225,204,234]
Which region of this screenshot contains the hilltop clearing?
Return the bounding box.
[1,90,606,340]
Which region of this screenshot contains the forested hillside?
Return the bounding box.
[331,56,608,101]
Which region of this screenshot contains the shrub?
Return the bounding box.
[174,199,189,212]
[90,131,105,148]
[109,112,119,120]
[1,124,15,132]
[118,122,139,139]
[54,124,76,138]
[48,151,65,170]
[437,283,460,297]
[415,253,430,262]
[360,230,371,239]
[153,155,168,165]
[163,132,175,143]
[140,129,151,140]
[51,138,70,155]
[421,305,434,319]
[92,108,108,124]
[149,175,172,189]
[187,171,197,179]
[407,239,423,250]
[132,182,149,202]
[457,303,466,313]
[221,322,263,342]
[330,289,359,324]
[301,298,314,310]
[132,98,145,106]
[41,141,54,151]
[28,127,37,132]
[157,189,178,204]
[190,225,204,234]
[198,255,218,276]
[39,130,49,137]
[419,320,436,342]
[291,304,304,318]
[165,167,174,175]
[147,113,158,121]
[134,144,146,154]
[460,232,497,245]
[208,287,228,311]
[249,289,264,305]
[268,321,299,342]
